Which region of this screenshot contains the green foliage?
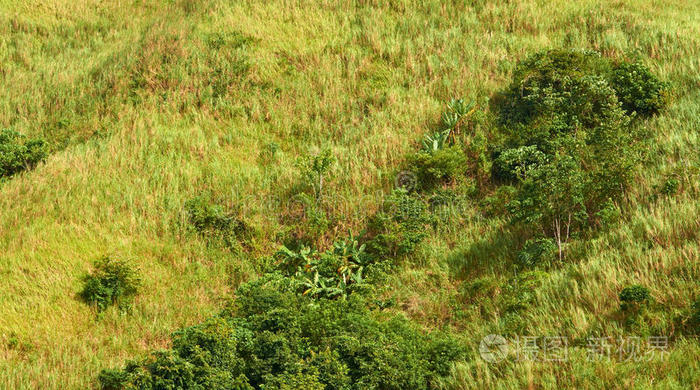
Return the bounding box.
[499,271,547,314]
[516,238,557,269]
[619,285,651,311]
[101,274,463,390]
[660,177,679,196]
[276,237,374,300]
[0,129,47,179]
[611,62,669,116]
[441,98,475,132]
[594,198,622,229]
[79,257,141,313]
[420,129,452,153]
[689,297,700,334]
[184,196,251,249]
[363,189,431,259]
[507,153,586,260]
[296,149,335,199]
[491,49,667,259]
[297,193,331,239]
[407,146,466,190]
[492,145,546,182]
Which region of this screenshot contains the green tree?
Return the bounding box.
[508,153,586,260]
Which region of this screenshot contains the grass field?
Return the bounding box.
[0,0,699,388]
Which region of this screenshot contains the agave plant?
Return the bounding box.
[421,128,452,153]
[441,98,476,142]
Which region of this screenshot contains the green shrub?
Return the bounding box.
[492,145,546,182]
[276,237,374,300]
[0,129,47,179]
[491,49,667,258]
[80,257,141,312]
[363,189,431,259]
[516,238,557,268]
[101,274,463,390]
[619,285,651,311]
[185,196,250,248]
[595,199,622,229]
[407,146,466,190]
[689,297,700,333]
[499,271,547,315]
[442,98,475,130]
[611,62,669,116]
[660,177,679,196]
[296,148,335,199]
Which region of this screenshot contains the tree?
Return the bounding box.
[508,153,585,260]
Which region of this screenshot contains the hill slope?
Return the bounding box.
[0,0,698,388]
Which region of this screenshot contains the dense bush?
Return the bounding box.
[619,285,651,311]
[611,62,669,116]
[492,49,668,259]
[407,146,466,191]
[100,274,463,390]
[296,149,335,200]
[275,237,374,300]
[516,238,557,268]
[79,257,141,312]
[689,297,700,334]
[0,129,47,179]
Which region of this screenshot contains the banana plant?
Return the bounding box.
[332,236,368,266]
[276,245,315,275]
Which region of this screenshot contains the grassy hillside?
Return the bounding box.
[0,0,698,388]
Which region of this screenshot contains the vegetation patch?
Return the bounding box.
[492,49,668,260]
[79,257,141,313]
[99,274,463,390]
[0,129,47,179]
[185,196,252,250]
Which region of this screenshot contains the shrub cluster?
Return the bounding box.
[80,257,141,313]
[0,129,47,179]
[491,49,668,260]
[99,274,463,390]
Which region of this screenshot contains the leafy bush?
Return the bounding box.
[363,189,431,259]
[100,274,463,390]
[660,177,679,196]
[595,199,622,229]
[185,196,250,248]
[516,238,557,268]
[619,285,651,311]
[611,62,669,116]
[491,49,668,259]
[0,129,47,179]
[296,149,335,199]
[407,146,466,191]
[492,145,546,182]
[80,257,141,312]
[689,297,700,334]
[507,153,586,260]
[441,98,475,132]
